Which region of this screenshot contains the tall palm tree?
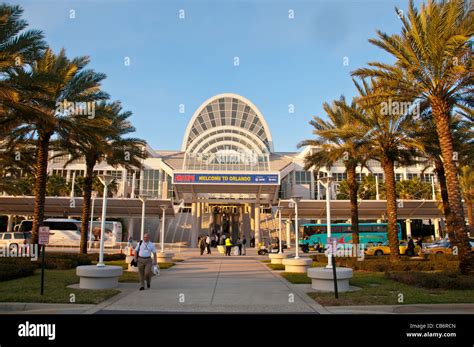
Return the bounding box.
[459,166,474,229]
[0,4,45,194]
[352,0,473,273]
[3,48,108,244]
[414,112,473,242]
[299,96,368,244]
[58,101,146,253]
[0,4,45,72]
[346,78,422,262]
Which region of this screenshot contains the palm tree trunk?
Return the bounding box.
[430,96,473,274]
[80,159,95,254]
[381,158,400,262]
[31,132,52,245]
[346,164,360,244]
[467,201,473,233]
[435,159,455,242]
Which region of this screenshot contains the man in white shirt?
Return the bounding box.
[135,233,157,290]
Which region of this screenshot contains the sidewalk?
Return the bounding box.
[93,253,321,314]
[325,303,474,314]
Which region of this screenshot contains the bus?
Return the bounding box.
[299,222,402,249]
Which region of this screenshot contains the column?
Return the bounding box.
[120,169,127,197]
[190,201,198,247]
[6,215,13,232]
[310,171,315,200]
[250,203,255,238]
[128,217,135,240]
[433,218,440,240]
[317,179,320,200]
[286,219,291,248]
[197,201,202,236]
[157,169,163,198]
[405,219,412,239]
[254,203,261,246]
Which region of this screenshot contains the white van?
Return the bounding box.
[17,219,122,247]
[90,221,123,246]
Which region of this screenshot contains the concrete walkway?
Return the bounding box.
[94,254,321,314]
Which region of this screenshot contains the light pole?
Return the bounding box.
[88,191,98,250]
[289,196,302,259]
[160,204,168,253]
[138,194,148,241]
[97,175,113,267]
[275,206,283,254]
[319,176,333,268]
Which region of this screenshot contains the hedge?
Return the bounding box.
[35,252,125,269]
[311,254,459,272]
[0,258,37,282]
[386,271,474,290]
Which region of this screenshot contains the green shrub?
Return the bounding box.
[311,254,459,272]
[0,262,36,281]
[386,271,474,290]
[86,253,126,262]
[33,252,92,269]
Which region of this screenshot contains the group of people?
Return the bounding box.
[407,237,423,255]
[197,233,247,256]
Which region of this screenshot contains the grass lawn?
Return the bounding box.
[0,269,119,304]
[266,263,285,270]
[281,272,312,284]
[307,272,474,306]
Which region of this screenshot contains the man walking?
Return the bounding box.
[135,232,157,291]
[242,235,247,255]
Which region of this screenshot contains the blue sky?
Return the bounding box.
[15,0,421,152]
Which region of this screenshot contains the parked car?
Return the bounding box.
[365,240,421,256]
[423,241,453,254]
[0,231,31,250]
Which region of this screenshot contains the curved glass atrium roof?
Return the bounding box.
[182,94,273,171]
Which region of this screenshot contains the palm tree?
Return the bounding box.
[459,166,474,229]
[0,4,45,72]
[299,96,368,244]
[396,177,432,200]
[0,4,45,195]
[58,101,146,253]
[346,78,422,262]
[3,48,108,244]
[414,112,473,242]
[352,0,473,273]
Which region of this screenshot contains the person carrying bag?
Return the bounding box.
[133,232,158,290]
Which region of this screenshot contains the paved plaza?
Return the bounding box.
[94,252,323,314]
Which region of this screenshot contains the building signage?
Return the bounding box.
[173,173,279,185]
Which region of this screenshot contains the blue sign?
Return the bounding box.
[173,173,279,185]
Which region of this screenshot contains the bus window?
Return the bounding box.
[340,226,351,233]
[331,226,342,233]
[372,225,387,233]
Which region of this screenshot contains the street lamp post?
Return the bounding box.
[97,175,113,267]
[160,205,167,253]
[88,191,98,250]
[289,196,302,259]
[275,206,283,254]
[319,176,333,268]
[139,194,148,241]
